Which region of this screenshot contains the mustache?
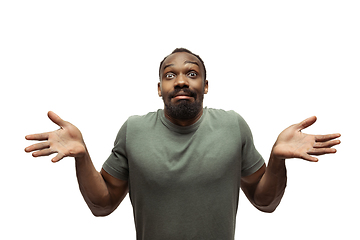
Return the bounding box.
[168,88,197,99]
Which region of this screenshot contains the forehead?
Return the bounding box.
[161,52,202,70]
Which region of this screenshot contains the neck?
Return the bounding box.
[164,108,204,127]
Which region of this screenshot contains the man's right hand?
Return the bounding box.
[25,111,87,163]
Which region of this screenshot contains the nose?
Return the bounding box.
[174,73,189,88]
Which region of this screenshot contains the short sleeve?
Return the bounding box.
[236,114,265,177]
[102,120,129,181]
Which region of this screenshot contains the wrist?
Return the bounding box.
[74,145,89,162]
[268,147,287,176]
[270,144,285,161]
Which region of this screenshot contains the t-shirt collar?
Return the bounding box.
[159,107,207,134]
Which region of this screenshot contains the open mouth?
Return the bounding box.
[171,90,196,101]
[173,93,192,100]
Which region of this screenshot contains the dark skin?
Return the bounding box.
[25,52,341,216]
[158,52,208,126]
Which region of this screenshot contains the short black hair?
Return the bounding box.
[159,48,207,81]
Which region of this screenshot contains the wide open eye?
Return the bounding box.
[187,71,198,78]
[165,73,175,79]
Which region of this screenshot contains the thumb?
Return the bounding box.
[48,111,67,128]
[296,116,317,131]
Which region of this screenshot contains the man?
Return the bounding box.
[25,48,341,239]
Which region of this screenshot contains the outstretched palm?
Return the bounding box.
[272,116,341,162]
[25,111,86,162]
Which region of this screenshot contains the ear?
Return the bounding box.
[204,80,209,94]
[158,82,162,97]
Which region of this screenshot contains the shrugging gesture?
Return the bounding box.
[25,111,86,162]
[272,116,341,162]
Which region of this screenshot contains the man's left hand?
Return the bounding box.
[272,116,341,162]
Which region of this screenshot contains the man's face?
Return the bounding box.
[158,52,208,120]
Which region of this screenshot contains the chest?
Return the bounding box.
[126,126,242,190]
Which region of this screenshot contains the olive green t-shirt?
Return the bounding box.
[103,108,264,240]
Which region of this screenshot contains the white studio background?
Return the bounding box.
[1,1,359,239]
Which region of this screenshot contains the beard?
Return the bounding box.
[163,88,204,120]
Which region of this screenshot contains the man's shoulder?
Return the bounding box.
[128,110,158,119]
[206,108,242,121]
[125,110,162,131]
[127,110,160,123]
[207,108,237,115]
[205,108,250,129]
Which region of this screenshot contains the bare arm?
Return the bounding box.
[25,111,128,216]
[241,116,341,213]
[241,157,286,213]
[75,152,128,216]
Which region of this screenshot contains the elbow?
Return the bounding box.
[253,189,285,213]
[252,199,279,213]
[253,197,276,213]
[253,193,281,213]
[253,194,284,213]
[90,205,114,217]
[256,205,278,213]
[85,199,115,217]
[83,195,118,217]
[85,194,125,217]
[92,211,111,217]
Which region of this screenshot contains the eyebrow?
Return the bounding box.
[163,64,174,71]
[184,61,199,66]
[163,61,200,72]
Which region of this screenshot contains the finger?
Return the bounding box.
[313,139,341,148]
[48,111,67,128]
[25,132,50,141]
[51,153,65,163]
[301,152,319,162]
[297,116,317,131]
[32,148,56,157]
[315,133,341,142]
[25,142,50,153]
[307,147,337,156]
